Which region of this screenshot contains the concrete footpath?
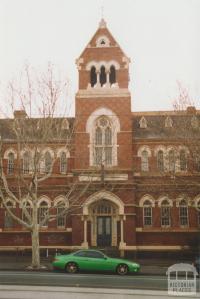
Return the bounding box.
[0,285,199,299]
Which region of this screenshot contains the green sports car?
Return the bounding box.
[52,249,140,275]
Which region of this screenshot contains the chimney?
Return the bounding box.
[14,110,27,119]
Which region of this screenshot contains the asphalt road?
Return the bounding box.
[0,270,171,291]
[0,271,199,292]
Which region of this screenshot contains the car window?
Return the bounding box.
[85,251,104,259]
[73,251,87,257]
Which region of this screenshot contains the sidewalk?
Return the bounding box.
[0,254,189,275]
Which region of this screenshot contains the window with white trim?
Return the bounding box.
[4,201,14,228]
[23,152,31,174]
[179,199,188,226]
[157,150,164,172]
[60,152,67,174]
[56,202,66,228]
[168,150,175,172]
[22,201,32,224]
[161,200,171,227]
[44,152,52,174]
[141,150,149,171]
[7,152,14,174]
[180,150,187,171]
[143,200,152,226]
[38,201,49,226]
[94,117,113,166]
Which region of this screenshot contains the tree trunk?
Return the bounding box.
[31,224,40,268]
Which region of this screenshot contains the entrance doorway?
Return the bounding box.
[97,216,111,247]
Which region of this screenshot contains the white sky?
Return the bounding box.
[0,0,199,114]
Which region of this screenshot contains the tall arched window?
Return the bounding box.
[180,150,187,171]
[90,66,97,87]
[44,152,52,174]
[109,65,116,85]
[60,152,67,174]
[179,199,188,226]
[4,200,14,228]
[38,201,49,227]
[7,152,14,175]
[56,201,66,228]
[161,200,171,227]
[157,150,164,172]
[94,117,112,166]
[141,150,149,171]
[23,152,31,174]
[143,200,152,226]
[168,150,175,172]
[100,66,106,86]
[22,201,32,224]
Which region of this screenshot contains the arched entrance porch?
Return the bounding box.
[82,191,125,248]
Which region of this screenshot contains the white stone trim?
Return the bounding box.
[157,196,173,207]
[86,107,120,167]
[193,195,200,208]
[176,194,190,207]
[154,145,166,156]
[4,197,16,207]
[54,195,69,208]
[41,148,55,159]
[19,197,33,208]
[137,146,152,157]
[4,148,17,159]
[96,35,110,47]
[83,191,124,215]
[37,196,51,208]
[139,195,155,207]
[56,147,70,158]
[86,60,120,72]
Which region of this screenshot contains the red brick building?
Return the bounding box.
[0,19,200,256]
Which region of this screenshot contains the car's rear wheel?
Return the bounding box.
[116,264,129,275]
[65,262,78,274]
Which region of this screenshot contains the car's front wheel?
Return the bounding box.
[65,262,78,274]
[116,264,129,275]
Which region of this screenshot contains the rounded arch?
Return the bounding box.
[137,146,152,157]
[19,197,33,208]
[178,146,190,155]
[41,148,55,159]
[56,147,70,159]
[154,145,166,156]
[4,148,17,159]
[54,195,69,208]
[86,60,120,72]
[139,195,155,207]
[193,195,200,208]
[4,197,16,207]
[37,196,51,208]
[176,194,190,207]
[86,107,120,133]
[158,196,173,207]
[83,191,124,215]
[20,148,33,158]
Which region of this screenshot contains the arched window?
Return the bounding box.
[7,152,14,174]
[143,200,152,226]
[179,199,188,226]
[100,66,106,86]
[60,152,67,174]
[157,150,164,172]
[109,65,116,85]
[23,152,31,174]
[141,150,149,171]
[94,117,112,166]
[56,201,66,228]
[168,150,175,172]
[22,201,32,224]
[44,152,52,174]
[180,150,187,171]
[90,66,97,87]
[161,200,171,227]
[38,201,49,227]
[4,200,14,228]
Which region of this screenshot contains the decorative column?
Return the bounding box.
[96,70,101,88]
[119,215,126,248]
[81,216,88,248]
[105,70,110,87]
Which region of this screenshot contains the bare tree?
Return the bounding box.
[0,64,91,269]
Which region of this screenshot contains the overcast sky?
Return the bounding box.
[0,0,199,114]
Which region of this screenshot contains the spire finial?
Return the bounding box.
[101,6,104,19]
[99,6,106,28]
